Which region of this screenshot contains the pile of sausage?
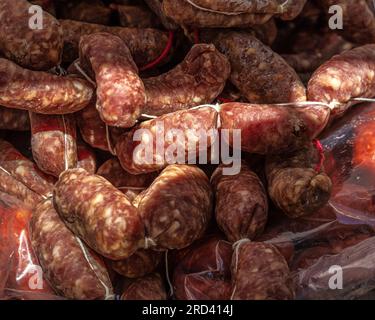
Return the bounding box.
[1,0,375,300]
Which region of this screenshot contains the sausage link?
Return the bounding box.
[134,165,212,250]
[0,107,30,131]
[79,33,145,128]
[53,168,145,260]
[143,44,230,116]
[30,199,114,300]
[211,162,268,242]
[266,144,332,218]
[121,273,167,300]
[0,58,93,114]
[144,0,179,30]
[60,19,170,67]
[220,102,330,155]
[0,0,62,70]
[30,113,77,177]
[112,4,161,28]
[77,142,97,174]
[115,107,218,174]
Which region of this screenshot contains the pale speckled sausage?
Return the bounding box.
[108,249,162,278]
[79,33,145,128]
[142,44,230,116]
[308,44,375,119]
[53,168,145,260]
[211,162,268,242]
[0,139,54,199]
[266,144,332,218]
[0,0,62,70]
[231,241,295,300]
[201,31,306,104]
[115,107,218,174]
[77,143,97,174]
[121,273,167,300]
[220,102,330,155]
[134,165,212,250]
[30,113,77,177]
[97,158,157,201]
[163,0,273,28]
[60,19,170,67]
[0,58,93,114]
[0,107,30,131]
[30,199,114,300]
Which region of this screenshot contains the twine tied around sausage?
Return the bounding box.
[164,251,174,298]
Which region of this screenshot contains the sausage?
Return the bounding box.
[144,0,179,30]
[76,99,123,153]
[0,0,62,70]
[30,199,114,300]
[231,241,295,300]
[115,106,218,174]
[121,273,167,300]
[53,168,145,260]
[0,192,57,299]
[308,44,375,119]
[0,107,30,131]
[211,162,268,242]
[142,44,230,116]
[220,102,330,155]
[108,249,162,278]
[173,236,232,300]
[79,33,145,128]
[0,58,93,114]
[181,0,306,20]
[60,19,170,67]
[163,0,273,28]
[77,143,97,174]
[316,0,375,45]
[30,113,77,178]
[265,144,332,218]
[57,0,112,25]
[111,4,161,28]
[201,31,306,104]
[97,158,157,201]
[134,165,212,250]
[0,139,54,198]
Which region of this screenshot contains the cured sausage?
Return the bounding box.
[79,33,145,128]
[0,58,93,114]
[220,102,330,155]
[77,143,97,174]
[30,199,114,300]
[201,31,306,104]
[266,143,332,218]
[142,44,230,116]
[144,0,179,30]
[121,273,167,300]
[30,113,77,177]
[111,4,161,28]
[0,107,30,131]
[108,249,162,278]
[308,44,375,119]
[115,107,218,174]
[0,0,63,70]
[53,168,145,260]
[211,162,268,242]
[134,165,212,250]
[60,19,170,67]
[231,241,295,300]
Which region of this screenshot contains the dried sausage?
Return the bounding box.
[308,44,375,119]
[30,199,114,300]
[134,165,212,250]
[115,107,218,174]
[231,241,295,300]
[144,0,179,30]
[0,0,63,70]
[112,4,161,28]
[265,143,332,218]
[60,19,170,67]
[30,113,77,177]
[142,44,230,116]
[53,168,144,260]
[0,58,93,114]
[77,143,97,174]
[211,162,268,242]
[79,33,145,128]
[121,273,167,300]
[0,107,30,131]
[220,102,330,155]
